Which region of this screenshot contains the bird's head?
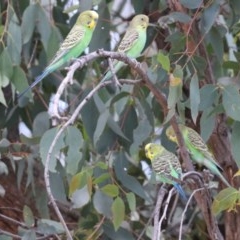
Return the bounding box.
[166,126,178,143]
[145,143,164,160]
[130,14,149,30]
[77,10,99,30]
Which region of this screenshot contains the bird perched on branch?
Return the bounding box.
[145,143,187,200]
[100,14,149,91]
[166,124,231,187]
[19,10,99,98]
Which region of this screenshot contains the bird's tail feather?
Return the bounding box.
[174,183,187,201]
[203,158,231,187]
[18,70,50,98]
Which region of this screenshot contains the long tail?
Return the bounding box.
[173,183,187,201]
[18,69,50,99]
[203,158,231,187]
[100,61,124,93]
[217,171,231,188]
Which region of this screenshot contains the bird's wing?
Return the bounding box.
[49,26,86,65]
[186,128,223,168]
[117,28,139,53]
[187,128,211,154]
[152,151,181,181]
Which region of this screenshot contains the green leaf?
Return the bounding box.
[207,26,224,63]
[81,95,99,141]
[71,185,91,209]
[168,12,191,23]
[180,0,202,9]
[200,107,215,142]
[93,108,109,146]
[0,161,8,175]
[119,104,138,144]
[222,85,240,121]
[65,126,83,175]
[103,222,135,240]
[69,170,92,197]
[157,51,170,72]
[222,61,240,71]
[190,74,200,123]
[101,184,119,197]
[47,26,62,61]
[199,84,218,111]
[231,122,240,168]
[111,197,125,231]
[21,4,38,44]
[40,127,65,172]
[37,219,65,234]
[129,116,152,155]
[96,161,108,170]
[212,187,240,215]
[7,12,22,64]
[107,117,129,141]
[200,2,220,33]
[114,151,150,202]
[0,48,13,87]
[167,73,183,110]
[22,230,36,240]
[93,189,113,217]
[32,112,50,137]
[36,4,52,51]
[23,205,34,227]
[49,172,67,202]
[0,88,7,107]
[126,192,136,212]
[93,172,111,184]
[11,66,29,94]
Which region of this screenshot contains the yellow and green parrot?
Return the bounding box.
[19,10,99,98]
[100,14,149,89]
[166,124,231,187]
[145,143,187,200]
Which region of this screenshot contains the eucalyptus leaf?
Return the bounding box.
[111,197,125,231]
[200,2,220,33]
[71,185,91,208]
[93,189,113,217]
[222,85,240,121]
[190,74,200,124]
[231,122,240,168]
[180,0,202,9]
[21,4,38,44]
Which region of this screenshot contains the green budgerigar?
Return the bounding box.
[100,14,149,88]
[19,10,99,98]
[166,124,231,187]
[145,143,187,200]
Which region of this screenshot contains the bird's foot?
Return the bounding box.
[131,58,141,69]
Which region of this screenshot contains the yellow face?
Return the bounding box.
[78,10,99,30]
[131,14,149,29]
[166,126,177,143]
[145,143,163,160]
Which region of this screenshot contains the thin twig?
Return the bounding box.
[44,80,122,239]
[178,187,205,240]
[107,57,121,87]
[153,186,167,240]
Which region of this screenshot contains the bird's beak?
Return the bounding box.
[89,19,98,29]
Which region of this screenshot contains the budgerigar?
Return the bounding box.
[145,143,187,200]
[166,124,231,187]
[100,14,149,90]
[19,10,99,98]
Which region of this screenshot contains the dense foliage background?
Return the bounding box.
[1,0,240,239]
